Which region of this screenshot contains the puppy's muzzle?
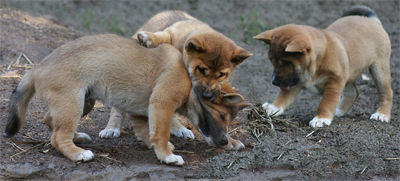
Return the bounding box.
[194,86,219,100]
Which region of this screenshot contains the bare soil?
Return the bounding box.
[1,1,399,180]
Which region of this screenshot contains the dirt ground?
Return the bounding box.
[1,1,399,180]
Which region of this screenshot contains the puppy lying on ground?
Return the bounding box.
[4,34,249,165]
[101,11,252,150]
[254,5,392,127]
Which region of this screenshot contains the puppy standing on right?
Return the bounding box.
[254,6,392,127]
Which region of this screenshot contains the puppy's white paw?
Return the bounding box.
[370,112,389,122]
[309,117,332,127]
[262,102,284,116]
[223,140,245,151]
[73,132,92,144]
[171,127,195,139]
[137,31,152,47]
[163,154,184,166]
[76,150,94,162]
[99,128,121,138]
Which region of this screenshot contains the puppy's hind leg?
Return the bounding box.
[369,63,393,122]
[335,81,359,117]
[44,95,95,144]
[48,91,94,162]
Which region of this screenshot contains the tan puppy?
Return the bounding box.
[4,34,249,165]
[136,10,253,100]
[254,6,392,127]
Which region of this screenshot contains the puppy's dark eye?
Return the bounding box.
[198,67,207,76]
[219,113,226,121]
[218,72,226,78]
[281,60,291,67]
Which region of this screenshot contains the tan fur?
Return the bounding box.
[103,11,252,150]
[135,11,253,100]
[255,15,392,127]
[6,34,249,165]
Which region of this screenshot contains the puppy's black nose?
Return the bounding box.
[202,91,213,100]
[220,136,228,145]
[272,79,280,87]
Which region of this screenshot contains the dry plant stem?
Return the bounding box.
[22,54,33,65]
[95,158,107,168]
[24,133,40,141]
[383,158,400,161]
[306,129,318,137]
[173,150,195,154]
[10,142,26,152]
[227,159,236,169]
[10,140,50,160]
[253,108,276,136]
[360,166,368,174]
[277,151,285,160]
[99,154,122,163]
[228,126,241,134]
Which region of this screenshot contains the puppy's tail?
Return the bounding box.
[343,5,381,24]
[3,71,36,138]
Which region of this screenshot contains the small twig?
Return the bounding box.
[277,151,285,160]
[284,139,296,146]
[99,154,121,163]
[227,159,236,169]
[267,116,276,137]
[252,129,262,143]
[7,55,18,70]
[173,150,195,154]
[204,148,225,152]
[360,166,368,174]
[383,158,400,161]
[24,133,40,141]
[228,126,241,134]
[10,142,26,152]
[22,54,33,65]
[306,129,318,137]
[10,140,50,159]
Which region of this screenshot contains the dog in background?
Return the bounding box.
[254,5,392,127]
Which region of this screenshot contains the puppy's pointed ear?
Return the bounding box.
[232,46,253,66]
[285,40,309,53]
[185,37,205,53]
[254,30,273,44]
[238,103,252,111]
[221,93,244,106]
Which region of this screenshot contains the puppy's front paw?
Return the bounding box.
[73,132,92,144]
[262,102,284,116]
[223,138,245,150]
[75,150,94,162]
[99,128,121,138]
[137,31,153,47]
[171,127,195,139]
[163,154,184,166]
[370,112,389,122]
[309,117,332,127]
